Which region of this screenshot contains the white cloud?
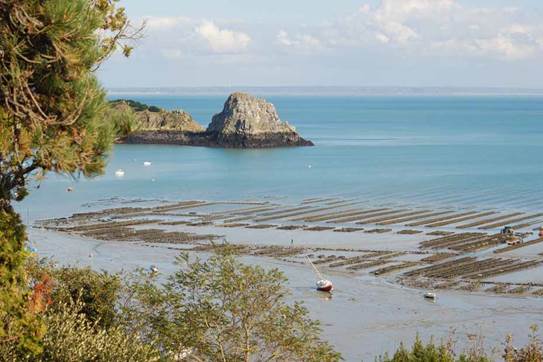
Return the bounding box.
[276,30,323,52]
[145,16,190,30]
[278,0,543,60]
[196,21,251,53]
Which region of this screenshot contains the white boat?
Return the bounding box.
[114,169,125,177]
[143,161,152,167]
[424,292,437,300]
[316,279,334,292]
[149,265,159,274]
[306,256,334,292]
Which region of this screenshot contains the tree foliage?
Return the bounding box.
[123,251,341,361]
[27,260,122,329]
[0,0,138,354]
[106,101,139,138]
[0,209,44,354]
[0,0,137,203]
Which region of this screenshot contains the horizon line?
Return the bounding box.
[106,86,543,96]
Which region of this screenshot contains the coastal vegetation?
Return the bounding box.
[110,99,162,113]
[0,251,340,361]
[380,328,543,362]
[2,249,543,361]
[0,0,137,355]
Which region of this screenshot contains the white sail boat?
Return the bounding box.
[306,256,334,292]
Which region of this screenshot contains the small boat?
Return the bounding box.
[149,265,159,274]
[143,161,152,167]
[115,169,125,177]
[424,292,437,300]
[66,187,74,192]
[316,279,334,292]
[306,256,334,293]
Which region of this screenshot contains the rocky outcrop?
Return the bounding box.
[117,93,313,148]
[135,109,204,132]
[112,100,204,133]
[206,92,313,148]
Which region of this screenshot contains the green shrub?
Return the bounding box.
[380,335,491,362]
[39,301,159,362]
[28,260,121,329]
[123,251,341,361]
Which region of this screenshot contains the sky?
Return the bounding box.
[98,0,543,89]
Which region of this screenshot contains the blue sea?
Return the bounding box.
[18,95,543,222]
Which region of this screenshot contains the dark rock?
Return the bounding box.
[118,93,313,148]
[206,92,313,148]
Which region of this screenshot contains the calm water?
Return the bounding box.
[18,95,543,222]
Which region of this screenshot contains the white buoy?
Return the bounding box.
[143,161,152,167]
[115,169,125,177]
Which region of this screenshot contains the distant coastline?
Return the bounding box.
[106,86,543,97]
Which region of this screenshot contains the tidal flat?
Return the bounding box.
[29,196,543,360]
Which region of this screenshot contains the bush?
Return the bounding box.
[503,325,543,362]
[27,260,121,329]
[123,251,341,361]
[39,301,159,362]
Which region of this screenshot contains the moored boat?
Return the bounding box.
[316,279,334,292]
[307,256,334,293]
[115,169,125,177]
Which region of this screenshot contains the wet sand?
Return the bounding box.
[28,227,543,361]
[28,197,543,360]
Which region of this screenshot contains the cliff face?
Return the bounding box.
[112,100,204,133]
[117,93,313,148]
[207,92,313,148]
[136,109,204,133]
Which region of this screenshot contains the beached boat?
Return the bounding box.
[316,279,334,292]
[424,292,436,300]
[306,256,334,292]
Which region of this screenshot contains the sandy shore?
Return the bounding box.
[27,196,543,361]
[28,227,543,361]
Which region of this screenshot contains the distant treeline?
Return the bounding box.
[110,99,161,113]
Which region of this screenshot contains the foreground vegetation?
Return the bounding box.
[380,327,543,362]
[0,0,138,354]
[1,248,542,361]
[0,251,340,361]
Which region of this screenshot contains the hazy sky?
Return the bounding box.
[99,0,543,88]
